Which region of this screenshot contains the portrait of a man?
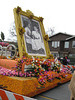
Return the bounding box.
[21,15,46,56]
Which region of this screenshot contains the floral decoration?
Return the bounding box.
[0,56,7,59]
[0,56,72,86]
[15,57,72,85]
[0,42,9,47]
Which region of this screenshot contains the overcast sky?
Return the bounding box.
[0,0,75,40]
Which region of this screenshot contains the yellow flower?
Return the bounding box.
[32,64,34,66]
[38,65,41,68]
[40,76,42,78]
[38,73,39,75]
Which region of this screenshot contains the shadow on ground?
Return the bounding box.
[33,82,71,100]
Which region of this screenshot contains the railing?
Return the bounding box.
[0,44,17,59]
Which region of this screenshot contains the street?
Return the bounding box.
[33,82,71,100]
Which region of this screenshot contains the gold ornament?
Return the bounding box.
[23,52,28,57]
[39,17,43,22]
[26,10,34,16]
[44,34,49,41]
[19,27,25,35]
[47,54,54,59]
[29,15,33,19]
[16,6,22,13]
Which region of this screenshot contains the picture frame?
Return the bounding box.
[13,7,51,58]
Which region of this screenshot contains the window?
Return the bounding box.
[58,41,60,47]
[52,41,60,48]
[52,41,54,47]
[64,42,69,48]
[72,41,75,48]
[55,41,57,48]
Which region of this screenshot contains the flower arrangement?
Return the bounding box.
[0,56,7,59]
[0,56,72,85]
[38,75,46,85]
[15,57,72,84]
[0,42,9,47]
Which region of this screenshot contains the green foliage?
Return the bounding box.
[1,32,5,41]
[0,39,2,42]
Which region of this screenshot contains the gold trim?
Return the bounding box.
[26,10,34,16]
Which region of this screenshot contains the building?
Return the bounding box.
[48,32,75,57]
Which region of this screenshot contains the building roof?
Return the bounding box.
[49,32,73,38]
[66,36,75,40]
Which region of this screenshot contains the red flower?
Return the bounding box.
[34,69,37,72]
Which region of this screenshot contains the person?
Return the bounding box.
[24,22,33,53]
[24,23,32,44]
[58,57,60,61]
[32,26,45,54]
[69,71,75,100]
[63,56,68,65]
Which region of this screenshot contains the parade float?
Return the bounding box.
[0,6,73,99]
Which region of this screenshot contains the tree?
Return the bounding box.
[1,32,5,41]
[46,27,55,37]
[0,39,2,42]
[8,22,17,42]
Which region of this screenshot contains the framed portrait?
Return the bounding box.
[13,7,51,58]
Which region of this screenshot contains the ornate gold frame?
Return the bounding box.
[13,6,51,58]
